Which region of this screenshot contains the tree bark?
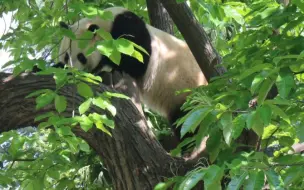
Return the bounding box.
[0,72,196,190]
[146,0,174,35]
[159,0,225,81]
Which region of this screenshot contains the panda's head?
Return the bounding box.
[58,7,128,72]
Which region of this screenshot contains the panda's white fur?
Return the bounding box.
[59,7,208,139]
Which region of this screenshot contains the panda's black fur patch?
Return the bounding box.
[93,11,152,79]
[59,21,69,29]
[64,53,69,63]
[88,24,99,32]
[77,53,87,65]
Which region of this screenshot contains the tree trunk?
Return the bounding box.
[0,72,196,190]
[146,0,174,35]
[159,0,225,80]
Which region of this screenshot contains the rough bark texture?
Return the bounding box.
[0,72,195,190]
[159,0,225,81]
[146,0,174,35]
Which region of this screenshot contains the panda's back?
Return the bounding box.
[139,25,208,119]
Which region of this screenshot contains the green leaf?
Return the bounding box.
[65,136,79,153]
[95,121,112,136]
[283,167,303,186]
[12,65,23,76]
[56,126,74,136]
[79,5,98,18]
[232,114,247,139]
[244,171,264,190]
[180,107,212,138]
[109,49,121,65]
[223,6,244,25]
[246,111,264,136]
[203,165,224,190]
[35,112,55,122]
[265,169,284,190]
[75,115,94,132]
[92,97,107,109]
[114,38,134,56]
[54,72,68,89]
[79,142,90,152]
[38,122,52,129]
[92,97,117,116]
[207,128,222,163]
[220,112,233,145]
[295,124,304,142]
[266,103,290,124]
[55,95,67,113]
[257,77,275,105]
[273,54,303,64]
[96,40,114,57]
[98,10,114,20]
[154,177,178,190]
[179,169,206,190]
[131,50,144,63]
[78,31,94,49]
[8,136,25,158]
[89,113,115,129]
[251,73,265,95]
[36,91,56,110]
[257,104,272,126]
[48,169,60,180]
[264,96,291,106]
[293,0,304,13]
[103,92,130,99]
[96,28,113,40]
[79,72,102,82]
[79,98,92,114]
[61,28,76,40]
[227,171,247,190]
[85,46,96,57]
[77,82,94,98]
[195,113,215,147]
[276,69,295,98]
[238,63,272,81]
[262,124,278,140]
[130,41,149,55]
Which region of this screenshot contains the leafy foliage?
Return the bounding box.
[1,0,304,189]
[0,128,111,189]
[159,0,304,189]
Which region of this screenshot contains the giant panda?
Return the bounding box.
[58,7,208,142]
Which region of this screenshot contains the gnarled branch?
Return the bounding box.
[0,72,197,189]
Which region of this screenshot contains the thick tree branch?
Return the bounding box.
[159,0,225,80]
[0,72,197,189]
[146,0,174,35]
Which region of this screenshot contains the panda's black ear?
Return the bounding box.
[88,24,99,32]
[59,21,69,29]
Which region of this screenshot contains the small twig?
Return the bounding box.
[264,127,279,152]
[13,158,36,162]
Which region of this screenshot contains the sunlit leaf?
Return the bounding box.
[55,95,67,113]
[79,98,92,114]
[77,82,94,98]
[244,171,264,190]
